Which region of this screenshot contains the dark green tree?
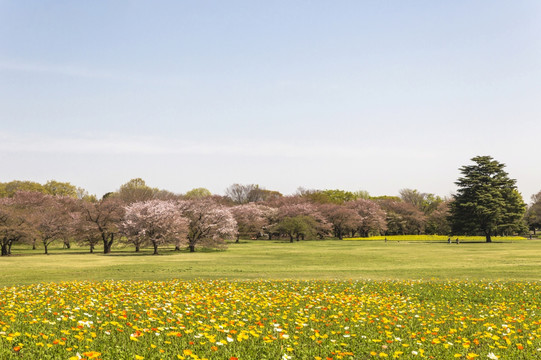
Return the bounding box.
[525,190,541,235]
[449,156,526,242]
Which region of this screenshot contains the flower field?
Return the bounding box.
[1,280,540,359]
[343,235,528,241]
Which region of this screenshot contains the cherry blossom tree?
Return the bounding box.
[230,203,272,242]
[320,204,362,239]
[177,199,237,252]
[379,200,426,235]
[0,198,32,256]
[274,202,332,241]
[13,192,74,254]
[122,200,189,254]
[425,201,451,235]
[348,199,387,237]
[80,197,125,254]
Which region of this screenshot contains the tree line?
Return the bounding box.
[1,156,538,256]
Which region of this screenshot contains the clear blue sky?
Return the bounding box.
[1,1,540,200]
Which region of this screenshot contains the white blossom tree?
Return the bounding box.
[347,199,387,237]
[122,200,189,254]
[230,203,272,242]
[177,199,237,252]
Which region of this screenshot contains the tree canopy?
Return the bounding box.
[449,156,526,242]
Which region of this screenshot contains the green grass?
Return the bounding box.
[2,239,541,286]
[343,235,528,241]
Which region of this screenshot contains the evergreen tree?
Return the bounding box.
[449,156,526,242]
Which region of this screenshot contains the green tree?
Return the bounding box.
[0,180,46,197]
[116,178,157,203]
[525,191,541,235]
[185,188,212,199]
[44,180,78,197]
[449,156,526,242]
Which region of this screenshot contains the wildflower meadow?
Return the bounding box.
[1,280,540,359]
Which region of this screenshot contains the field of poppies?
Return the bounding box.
[1,280,540,359]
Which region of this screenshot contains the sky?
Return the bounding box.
[1,1,540,201]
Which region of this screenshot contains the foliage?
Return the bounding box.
[116,178,158,204]
[320,203,361,239]
[0,180,47,197]
[79,197,125,254]
[11,192,76,254]
[43,180,79,198]
[525,190,541,234]
[399,189,444,214]
[449,156,526,242]
[230,203,271,241]
[347,199,387,237]
[121,200,189,254]
[297,188,363,204]
[274,202,332,241]
[177,199,237,252]
[379,200,425,235]
[0,198,31,256]
[184,187,212,199]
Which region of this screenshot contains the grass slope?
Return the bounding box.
[2,239,541,286]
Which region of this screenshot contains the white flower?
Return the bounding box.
[282,354,292,360]
[412,351,418,355]
[77,320,93,328]
[487,353,499,360]
[226,336,234,342]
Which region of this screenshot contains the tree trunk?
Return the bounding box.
[289,235,294,243]
[44,243,48,255]
[175,245,181,251]
[153,242,159,255]
[90,244,94,253]
[135,244,140,252]
[1,243,8,256]
[32,239,36,250]
[486,232,492,243]
[235,234,240,243]
[189,244,195,252]
[103,237,113,254]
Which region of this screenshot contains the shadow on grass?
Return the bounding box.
[9,247,225,258]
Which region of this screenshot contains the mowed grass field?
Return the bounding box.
[2,239,541,286]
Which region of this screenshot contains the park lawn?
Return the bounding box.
[343,235,529,241]
[1,239,541,286]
